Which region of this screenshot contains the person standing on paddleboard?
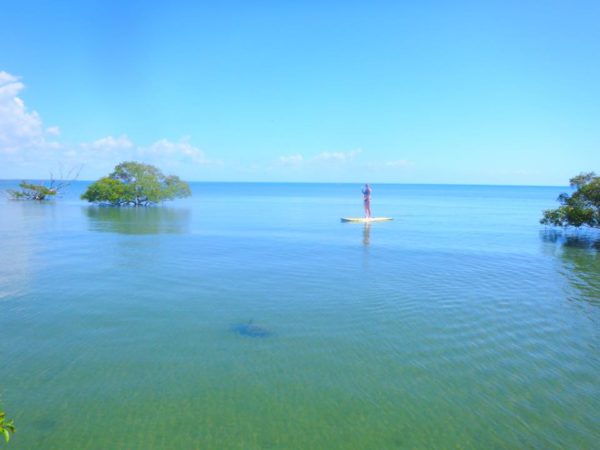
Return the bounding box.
[362,184,372,218]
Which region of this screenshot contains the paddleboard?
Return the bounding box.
[340,217,393,223]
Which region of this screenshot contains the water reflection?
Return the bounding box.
[541,229,600,251]
[84,207,191,235]
[541,230,600,306]
[0,202,58,299]
[363,223,371,246]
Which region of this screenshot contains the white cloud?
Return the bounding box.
[77,135,210,168]
[86,135,134,151]
[0,70,218,178]
[313,149,361,163]
[0,71,22,97]
[0,71,59,155]
[278,154,304,166]
[142,137,208,165]
[67,136,214,178]
[0,71,18,86]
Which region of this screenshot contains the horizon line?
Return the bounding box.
[0,178,570,188]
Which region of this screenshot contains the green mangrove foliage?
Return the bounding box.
[0,409,16,443]
[7,167,80,201]
[8,181,58,201]
[541,172,600,228]
[82,162,192,206]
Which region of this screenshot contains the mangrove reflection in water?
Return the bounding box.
[0,202,59,299]
[541,230,600,306]
[84,206,191,235]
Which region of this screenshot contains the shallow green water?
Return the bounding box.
[0,182,599,449]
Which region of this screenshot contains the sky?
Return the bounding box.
[0,0,599,184]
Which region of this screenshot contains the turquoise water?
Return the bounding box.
[0,182,599,449]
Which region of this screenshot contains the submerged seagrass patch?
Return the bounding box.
[231,321,272,338]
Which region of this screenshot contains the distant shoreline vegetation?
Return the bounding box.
[81,162,191,207]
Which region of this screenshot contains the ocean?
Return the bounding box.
[0,181,598,449]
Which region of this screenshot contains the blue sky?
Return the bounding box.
[0,0,598,184]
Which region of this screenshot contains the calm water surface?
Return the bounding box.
[0,182,599,449]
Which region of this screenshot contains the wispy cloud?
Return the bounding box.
[313,149,361,163]
[366,159,412,169]
[277,149,362,167]
[276,150,412,173]
[46,126,60,136]
[142,137,209,165]
[78,135,211,166]
[84,135,134,151]
[278,154,304,167]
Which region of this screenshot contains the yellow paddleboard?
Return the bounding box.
[340,217,393,223]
